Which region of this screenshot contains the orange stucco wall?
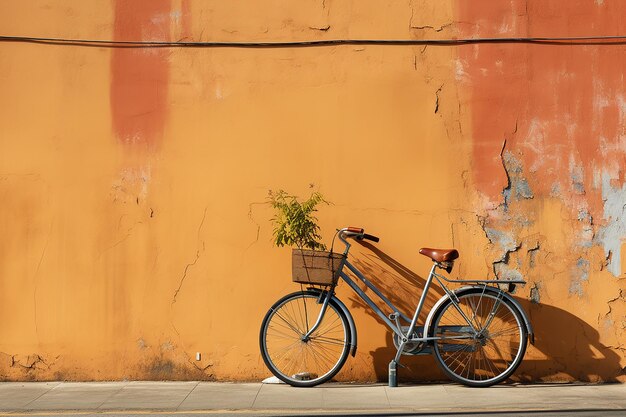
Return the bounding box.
[0,1,624,382]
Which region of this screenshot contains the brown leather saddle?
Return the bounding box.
[419,247,459,263]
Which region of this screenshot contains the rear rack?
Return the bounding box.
[434,268,526,285]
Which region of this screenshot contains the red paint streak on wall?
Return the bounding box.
[458,1,626,215]
[181,0,193,40]
[110,0,171,150]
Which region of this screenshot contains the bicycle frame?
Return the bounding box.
[301,229,530,386]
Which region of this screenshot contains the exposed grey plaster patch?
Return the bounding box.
[593,168,603,189]
[513,213,533,227]
[577,257,590,279]
[569,257,590,296]
[550,182,561,197]
[483,220,524,280]
[480,147,532,283]
[595,172,626,277]
[502,151,533,208]
[578,208,591,221]
[494,263,524,281]
[569,280,583,297]
[530,283,541,304]
[491,239,523,281]
[578,207,595,247]
[527,243,540,268]
[570,159,585,195]
[485,227,519,257]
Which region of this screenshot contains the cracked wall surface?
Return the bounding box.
[456,0,626,382]
[0,0,624,382]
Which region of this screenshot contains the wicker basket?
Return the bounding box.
[292,249,346,286]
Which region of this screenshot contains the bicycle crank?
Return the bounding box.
[393,326,426,355]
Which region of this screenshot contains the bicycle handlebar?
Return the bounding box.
[341,227,380,243]
[362,233,380,243]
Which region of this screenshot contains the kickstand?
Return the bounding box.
[388,360,398,387]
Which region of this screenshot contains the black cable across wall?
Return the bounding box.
[1,34,626,48]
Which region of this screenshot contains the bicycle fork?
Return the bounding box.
[302,289,333,340]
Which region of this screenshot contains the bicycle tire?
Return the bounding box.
[259,290,351,387]
[431,289,528,387]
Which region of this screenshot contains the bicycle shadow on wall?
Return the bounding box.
[345,241,447,382]
[346,241,625,383]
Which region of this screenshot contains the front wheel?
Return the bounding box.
[259,291,350,387]
[432,289,528,387]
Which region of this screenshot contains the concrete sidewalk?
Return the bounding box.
[0,381,624,415]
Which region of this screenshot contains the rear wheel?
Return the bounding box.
[259,291,350,387]
[432,290,527,387]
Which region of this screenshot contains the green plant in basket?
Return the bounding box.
[267,189,328,251]
[268,188,342,286]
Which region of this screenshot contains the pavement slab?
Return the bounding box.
[24,382,126,411]
[98,381,198,410]
[179,382,260,410]
[321,384,390,409]
[253,383,331,409]
[384,383,448,409]
[0,382,60,411]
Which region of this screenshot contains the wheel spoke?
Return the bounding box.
[273,310,305,336]
[310,336,347,347]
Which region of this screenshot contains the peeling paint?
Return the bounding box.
[569,258,590,297]
[502,151,534,205]
[530,283,541,304]
[484,227,519,256]
[527,243,540,268]
[578,208,591,221]
[0,353,58,378]
[577,207,594,247]
[570,158,585,195]
[596,172,626,277]
[494,262,524,281]
[458,0,626,383]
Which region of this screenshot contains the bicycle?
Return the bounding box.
[259,227,533,388]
